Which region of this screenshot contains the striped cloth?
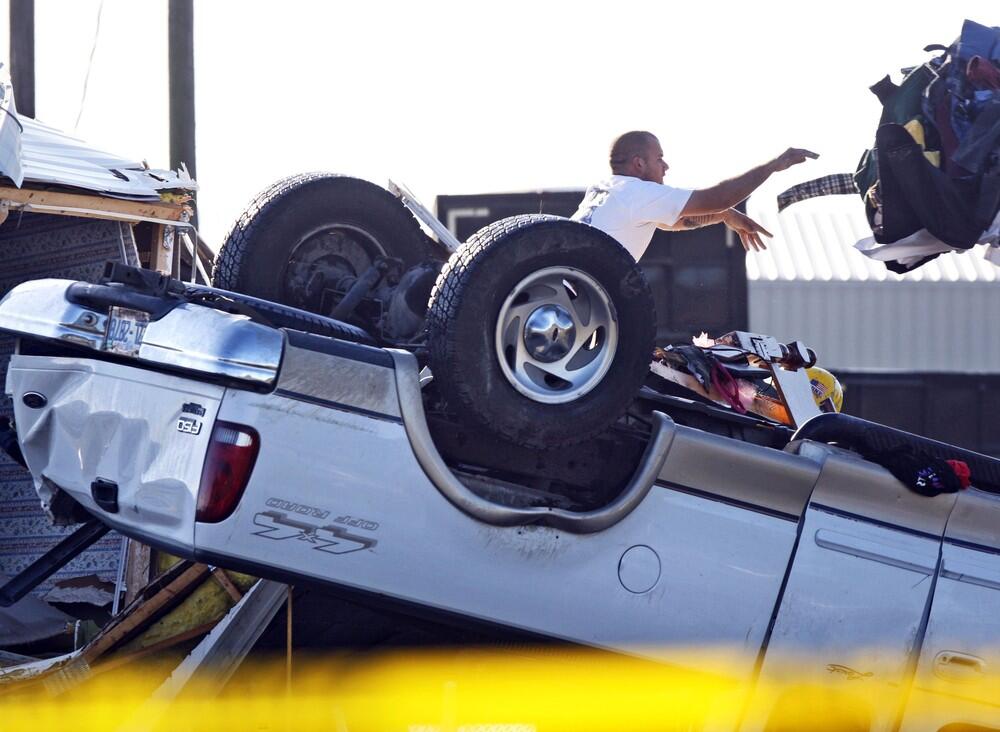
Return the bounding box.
[777,173,859,212]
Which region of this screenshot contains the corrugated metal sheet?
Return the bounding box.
[748,199,999,283]
[746,199,1000,372]
[749,279,1000,372]
[0,76,195,199]
[17,116,196,199]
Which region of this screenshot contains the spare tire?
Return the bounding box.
[213,174,441,316]
[426,215,655,449]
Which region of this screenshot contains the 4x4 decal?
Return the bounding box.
[252,510,376,555]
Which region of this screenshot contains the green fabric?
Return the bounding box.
[854,64,937,207]
[879,65,934,126]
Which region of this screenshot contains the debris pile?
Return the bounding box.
[0,68,216,678]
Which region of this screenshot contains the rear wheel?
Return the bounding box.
[426,215,655,449]
[213,174,440,318]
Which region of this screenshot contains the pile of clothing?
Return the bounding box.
[654,345,754,414]
[779,19,1000,273]
[651,342,844,427]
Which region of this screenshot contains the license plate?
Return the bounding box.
[103,307,149,356]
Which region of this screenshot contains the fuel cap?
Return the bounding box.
[618,545,661,594]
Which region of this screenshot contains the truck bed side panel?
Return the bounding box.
[194,344,815,675]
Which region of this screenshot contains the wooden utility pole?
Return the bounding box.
[168,0,196,182]
[9,0,35,118]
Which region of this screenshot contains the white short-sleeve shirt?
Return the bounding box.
[571,175,693,261]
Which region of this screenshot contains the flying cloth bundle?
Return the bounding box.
[778,19,1000,273]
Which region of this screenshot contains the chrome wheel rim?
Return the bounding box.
[495,266,618,404]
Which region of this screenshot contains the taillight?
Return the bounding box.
[196,421,260,523]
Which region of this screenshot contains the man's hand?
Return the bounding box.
[769,147,819,173]
[722,209,772,252]
[682,148,820,217]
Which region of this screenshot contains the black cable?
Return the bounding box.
[74,0,106,131]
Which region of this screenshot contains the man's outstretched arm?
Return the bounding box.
[681,147,818,217]
[663,212,726,228]
[660,208,773,251]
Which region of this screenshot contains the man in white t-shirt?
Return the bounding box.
[572,131,818,261]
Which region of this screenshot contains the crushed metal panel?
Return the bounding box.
[0,76,194,199]
[18,116,196,199]
[42,575,115,606]
[148,581,286,702]
[0,649,79,686]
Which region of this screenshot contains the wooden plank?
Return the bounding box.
[92,620,218,676]
[0,185,188,222]
[79,562,211,665]
[210,569,244,604]
[122,540,152,608]
[0,203,182,228]
[151,224,174,274]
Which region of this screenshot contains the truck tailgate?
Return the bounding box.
[7,354,223,552]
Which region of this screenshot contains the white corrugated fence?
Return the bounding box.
[746,198,1000,373]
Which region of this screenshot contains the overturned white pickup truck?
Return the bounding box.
[1,176,999,729]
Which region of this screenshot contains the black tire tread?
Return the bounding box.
[212,173,440,293]
[426,215,655,449]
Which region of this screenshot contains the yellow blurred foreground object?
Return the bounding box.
[1,647,998,731]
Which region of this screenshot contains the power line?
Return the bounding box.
[74,0,105,131]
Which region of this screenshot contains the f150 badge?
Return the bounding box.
[176,416,202,435]
[252,510,376,555]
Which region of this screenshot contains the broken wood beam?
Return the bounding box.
[121,540,153,609]
[151,224,175,275]
[79,562,211,666]
[91,619,219,676]
[0,186,189,224]
[210,568,244,604]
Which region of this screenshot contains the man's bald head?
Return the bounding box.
[610,131,658,171]
[609,131,668,183]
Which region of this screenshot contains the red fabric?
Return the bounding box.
[967,56,1000,91]
[933,96,963,176]
[946,459,972,489]
[710,363,746,414]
